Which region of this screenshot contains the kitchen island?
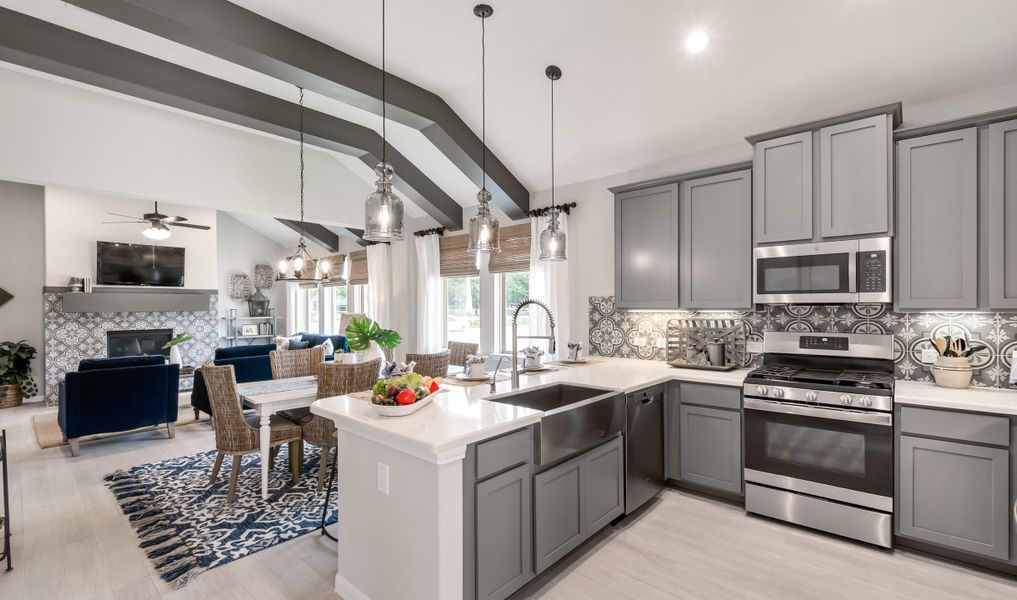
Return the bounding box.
[311,358,747,600]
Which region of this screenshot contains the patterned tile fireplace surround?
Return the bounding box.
[588,296,1017,389]
[42,292,219,406]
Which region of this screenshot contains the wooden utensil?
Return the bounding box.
[944,335,954,357]
[953,338,966,357]
[933,337,947,357]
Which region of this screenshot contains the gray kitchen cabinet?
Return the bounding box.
[989,119,1017,309]
[898,435,1010,561]
[819,114,892,238]
[664,382,681,481]
[681,169,753,309]
[753,131,813,243]
[475,464,532,600]
[896,128,978,310]
[583,437,625,533]
[679,403,743,495]
[615,183,680,309]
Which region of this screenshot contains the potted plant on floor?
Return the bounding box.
[345,317,401,372]
[162,334,193,366]
[0,340,38,409]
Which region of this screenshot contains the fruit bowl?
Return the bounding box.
[369,373,446,417]
[371,388,447,417]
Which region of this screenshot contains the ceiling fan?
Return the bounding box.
[103,201,211,241]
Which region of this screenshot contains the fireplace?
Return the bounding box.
[107,329,174,358]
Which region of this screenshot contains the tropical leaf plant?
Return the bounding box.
[345,317,401,351]
[162,334,194,349]
[0,340,37,386]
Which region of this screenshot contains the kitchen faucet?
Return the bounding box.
[489,355,509,393]
[510,299,556,389]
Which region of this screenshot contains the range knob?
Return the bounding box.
[756,386,769,396]
[804,391,817,402]
[773,388,785,398]
[859,396,872,407]
[839,394,853,405]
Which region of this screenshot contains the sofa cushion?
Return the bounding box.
[78,355,165,372]
[214,343,276,360]
[298,332,349,353]
[289,340,310,350]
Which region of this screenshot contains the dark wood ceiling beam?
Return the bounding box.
[0,7,463,230]
[276,219,341,253]
[61,0,531,219]
[333,227,369,248]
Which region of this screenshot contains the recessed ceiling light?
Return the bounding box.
[685,30,709,54]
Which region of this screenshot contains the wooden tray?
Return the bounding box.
[667,360,737,372]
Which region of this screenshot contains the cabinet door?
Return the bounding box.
[820,115,891,238]
[753,131,813,243]
[681,169,753,309]
[896,128,978,310]
[679,404,743,495]
[584,437,624,533]
[533,457,585,574]
[898,436,1009,561]
[989,119,1017,309]
[476,464,532,600]
[615,184,680,309]
[665,382,681,480]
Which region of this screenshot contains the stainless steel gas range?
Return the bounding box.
[743,332,895,548]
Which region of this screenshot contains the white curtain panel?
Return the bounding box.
[366,243,393,330]
[414,234,444,353]
[528,212,570,359]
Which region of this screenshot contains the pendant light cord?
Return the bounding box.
[481,12,486,191]
[299,86,305,234]
[381,0,387,164]
[550,74,555,207]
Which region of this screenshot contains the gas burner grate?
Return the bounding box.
[836,370,894,390]
[747,365,799,380]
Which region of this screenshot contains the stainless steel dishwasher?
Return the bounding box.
[625,384,666,513]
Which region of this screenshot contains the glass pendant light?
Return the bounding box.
[539,65,567,261]
[277,87,330,281]
[364,0,405,242]
[467,4,500,255]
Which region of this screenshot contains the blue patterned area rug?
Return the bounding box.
[104,445,336,589]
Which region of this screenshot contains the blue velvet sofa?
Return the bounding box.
[190,344,275,418]
[58,356,180,457]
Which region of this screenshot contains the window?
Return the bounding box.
[291,284,320,334]
[499,271,530,352]
[444,276,480,346]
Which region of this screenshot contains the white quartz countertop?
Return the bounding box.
[311,357,751,463]
[894,380,1017,416]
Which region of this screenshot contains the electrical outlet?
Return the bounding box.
[377,462,389,495]
[746,340,763,354]
[654,337,666,349]
[920,348,939,364]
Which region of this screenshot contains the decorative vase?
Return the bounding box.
[169,345,182,366]
[362,341,386,374]
[0,384,23,409]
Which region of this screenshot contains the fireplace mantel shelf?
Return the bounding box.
[58,288,215,313]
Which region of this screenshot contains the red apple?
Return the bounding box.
[396,388,417,406]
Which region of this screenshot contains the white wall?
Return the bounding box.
[216,212,289,335]
[44,187,218,289]
[0,180,46,399]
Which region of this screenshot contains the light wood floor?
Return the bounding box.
[1,402,1016,600]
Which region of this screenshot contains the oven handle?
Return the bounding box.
[744,398,892,426]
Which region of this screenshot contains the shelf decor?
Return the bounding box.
[247,289,270,317]
[253,264,274,291]
[228,273,252,301]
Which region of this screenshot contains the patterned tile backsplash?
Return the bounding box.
[42,292,219,406]
[588,296,1017,389]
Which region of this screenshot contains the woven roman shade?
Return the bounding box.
[439,234,479,277]
[324,254,346,283]
[347,250,369,285]
[487,223,532,274]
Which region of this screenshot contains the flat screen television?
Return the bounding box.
[96,241,186,287]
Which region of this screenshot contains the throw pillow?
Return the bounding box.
[272,336,290,350]
[315,338,335,358]
[289,340,310,350]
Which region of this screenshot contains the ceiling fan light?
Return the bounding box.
[364,162,406,242]
[143,224,171,241]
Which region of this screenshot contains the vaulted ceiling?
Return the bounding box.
[3,0,1017,231]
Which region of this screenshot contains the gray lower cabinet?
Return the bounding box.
[753,131,813,243]
[475,464,532,600]
[898,435,1010,561]
[533,436,624,574]
[680,169,752,309]
[615,183,680,309]
[679,403,743,495]
[989,119,1017,309]
[664,382,681,481]
[819,114,892,238]
[896,128,979,310]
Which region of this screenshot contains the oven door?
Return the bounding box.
[743,398,893,511]
[753,240,858,304]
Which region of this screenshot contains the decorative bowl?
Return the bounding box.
[371,388,447,417]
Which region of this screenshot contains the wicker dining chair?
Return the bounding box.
[406,351,451,378]
[202,363,304,504]
[303,359,382,490]
[269,346,326,379]
[448,341,479,368]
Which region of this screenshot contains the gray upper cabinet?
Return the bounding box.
[819,115,892,238]
[615,183,680,309]
[475,464,532,600]
[681,169,753,309]
[896,128,978,310]
[989,119,1017,309]
[753,131,813,243]
[898,435,1010,561]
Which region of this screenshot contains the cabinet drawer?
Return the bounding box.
[476,428,532,480]
[899,406,1010,447]
[679,383,741,411]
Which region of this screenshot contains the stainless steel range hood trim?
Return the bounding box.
[745,469,893,512]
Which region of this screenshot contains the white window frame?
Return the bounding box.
[497,270,531,353]
[442,275,481,348]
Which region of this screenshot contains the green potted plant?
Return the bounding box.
[162,334,193,366]
[0,340,39,408]
[345,317,401,371]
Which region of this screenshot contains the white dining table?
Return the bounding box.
[237,376,318,500]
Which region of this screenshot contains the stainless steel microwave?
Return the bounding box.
[753,237,891,304]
